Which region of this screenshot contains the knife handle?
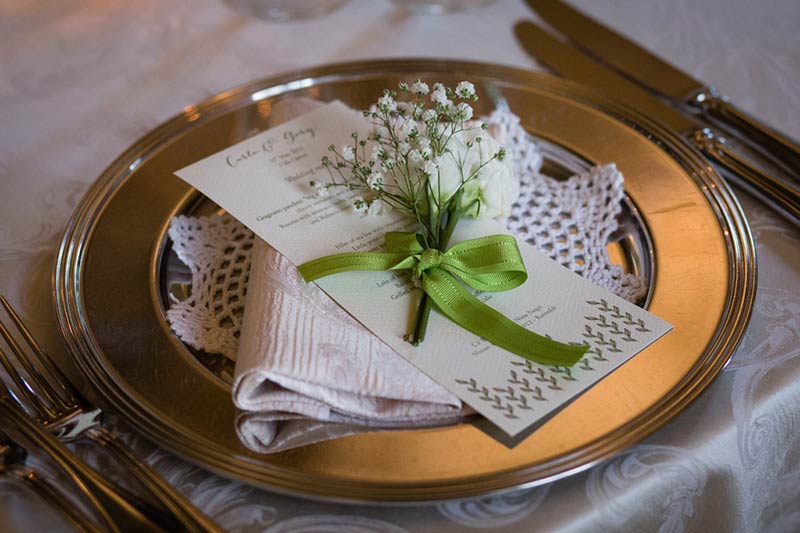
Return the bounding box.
[6,463,99,532]
[693,88,800,176]
[85,425,222,532]
[691,128,800,225]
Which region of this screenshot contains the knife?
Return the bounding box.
[525,0,800,176]
[514,21,800,225]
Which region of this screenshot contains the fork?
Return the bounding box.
[0,296,221,532]
[0,387,162,532]
[0,428,99,532]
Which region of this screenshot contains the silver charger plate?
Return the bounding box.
[54,59,755,503]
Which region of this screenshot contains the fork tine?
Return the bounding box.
[0,296,79,407]
[0,321,66,415]
[0,298,70,418]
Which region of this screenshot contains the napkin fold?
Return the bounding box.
[234,237,471,452]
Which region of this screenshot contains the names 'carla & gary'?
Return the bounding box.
[225,126,317,168]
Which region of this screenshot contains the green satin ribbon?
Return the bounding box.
[298,232,587,366]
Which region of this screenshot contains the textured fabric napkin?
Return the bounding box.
[232,99,470,453]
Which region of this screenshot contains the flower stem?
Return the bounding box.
[409,295,432,346]
[439,203,462,248]
[409,203,462,346]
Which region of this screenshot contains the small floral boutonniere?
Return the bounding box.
[298,81,586,366]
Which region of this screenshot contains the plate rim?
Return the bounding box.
[53,58,756,503]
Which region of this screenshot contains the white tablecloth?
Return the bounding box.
[1,1,798,531]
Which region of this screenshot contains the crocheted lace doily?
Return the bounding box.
[166,111,647,362]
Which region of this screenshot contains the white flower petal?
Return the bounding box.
[456,81,475,98]
[367,199,382,215]
[410,80,429,95]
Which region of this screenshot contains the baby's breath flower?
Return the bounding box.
[353,197,368,214]
[422,160,438,177]
[430,83,445,100]
[430,83,450,107]
[410,80,429,95]
[370,145,384,163]
[377,93,397,113]
[451,102,473,121]
[456,81,475,98]
[399,119,418,140]
[416,136,431,156]
[310,181,330,197]
[367,171,384,190]
[316,79,515,234]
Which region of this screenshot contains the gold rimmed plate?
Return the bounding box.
[53,59,755,503]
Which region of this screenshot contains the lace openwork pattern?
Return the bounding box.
[167,111,647,361]
[167,215,253,360]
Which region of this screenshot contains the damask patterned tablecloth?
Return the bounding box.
[1,1,798,531]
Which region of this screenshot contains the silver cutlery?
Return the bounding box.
[514,21,800,225]
[0,429,99,532]
[525,0,800,176]
[0,296,221,532]
[0,388,162,532]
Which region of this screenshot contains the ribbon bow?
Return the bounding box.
[298,232,587,366]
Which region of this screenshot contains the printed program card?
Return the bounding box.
[175,100,672,437]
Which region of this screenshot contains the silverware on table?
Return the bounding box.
[0,296,221,532]
[525,0,800,177]
[0,388,163,532]
[513,20,800,225]
[0,429,99,532]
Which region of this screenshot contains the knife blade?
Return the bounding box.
[527,0,702,101]
[515,22,697,134]
[514,21,800,225]
[525,0,800,174]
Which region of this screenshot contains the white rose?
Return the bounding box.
[411,124,518,218]
[461,129,518,218]
[469,157,518,218]
[427,130,517,218]
[425,133,469,210]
